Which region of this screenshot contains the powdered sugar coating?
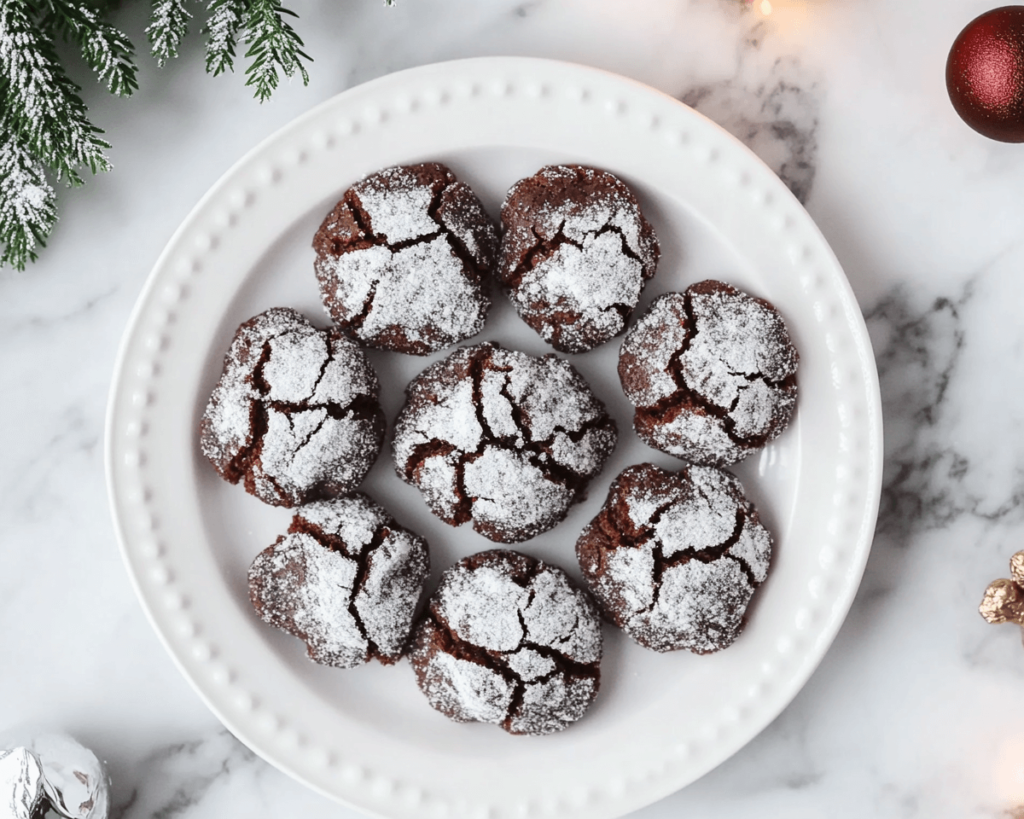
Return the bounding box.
[505,648,557,682]
[619,282,799,467]
[419,653,514,724]
[392,343,617,543]
[409,550,603,736]
[507,674,599,736]
[436,562,530,652]
[313,163,498,355]
[499,164,659,354]
[249,532,363,666]
[576,463,772,654]
[200,308,385,507]
[248,494,429,667]
[462,446,574,541]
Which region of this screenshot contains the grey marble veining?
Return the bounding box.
[681,36,821,205]
[684,70,820,205]
[109,732,261,819]
[6,0,1024,817]
[870,284,974,536]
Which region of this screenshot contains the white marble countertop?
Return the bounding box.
[4,0,1024,816]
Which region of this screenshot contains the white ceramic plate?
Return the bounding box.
[106,57,882,819]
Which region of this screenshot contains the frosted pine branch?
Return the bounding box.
[207,0,312,100]
[243,0,310,102]
[42,0,138,97]
[147,0,191,67]
[0,0,111,184]
[0,114,58,270]
[205,0,244,76]
[0,0,400,270]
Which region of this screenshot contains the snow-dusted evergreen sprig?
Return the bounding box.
[147,0,191,67]
[0,115,58,270]
[40,0,138,97]
[205,0,311,99]
[243,0,310,102]
[0,0,112,184]
[1,0,396,271]
[205,0,245,76]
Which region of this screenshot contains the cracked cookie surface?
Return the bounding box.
[498,164,659,354]
[409,550,602,735]
[313,163,498,355]
[392,342,617,543]
[618,281,799,467]
[249,494,430,668]
[576,463,772,654]
[200,307,385,507]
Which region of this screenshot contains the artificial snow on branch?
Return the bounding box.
[43,0,139,97]
[0,0,113,184]
[205,0,246,76]
[146,0,191,66]
[0,114,58,270]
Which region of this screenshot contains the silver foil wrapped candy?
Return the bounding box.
[0,747,44,819]
[0,732,108,819]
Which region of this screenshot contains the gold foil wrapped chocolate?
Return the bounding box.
[980,551,1024,640]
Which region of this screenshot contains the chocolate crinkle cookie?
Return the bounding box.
[618,280,799,467]
[200,307,385,507]
[249,494,429,668]
[576,463,772,654]
[313,163,499,355]
[498,164,659,353]
[409,550,602,735]
[392,342,617,543]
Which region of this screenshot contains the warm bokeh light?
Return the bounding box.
[995,737,1024,803]
[741,0,815,30]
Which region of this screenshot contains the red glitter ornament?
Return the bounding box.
[947,6,1024,142]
